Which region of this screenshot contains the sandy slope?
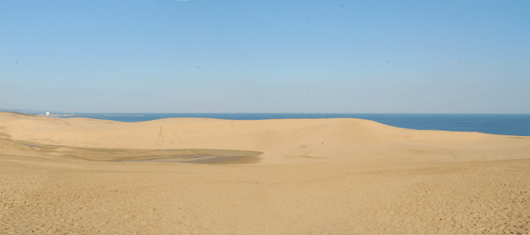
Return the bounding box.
[1,112,529,234]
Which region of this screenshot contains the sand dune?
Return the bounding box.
[1,112,529,234]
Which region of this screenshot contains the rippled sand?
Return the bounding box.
[1,112,529,234]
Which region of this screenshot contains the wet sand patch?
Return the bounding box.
[118,150,262,164]
[10,139,262,164]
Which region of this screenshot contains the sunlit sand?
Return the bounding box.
[1,111,529,234]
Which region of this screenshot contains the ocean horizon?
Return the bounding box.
[43,113,530,137]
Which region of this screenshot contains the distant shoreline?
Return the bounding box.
[1,111,529,136]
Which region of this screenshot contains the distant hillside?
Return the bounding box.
[0,109,62,114]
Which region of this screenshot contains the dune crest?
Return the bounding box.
[0,112,527,165]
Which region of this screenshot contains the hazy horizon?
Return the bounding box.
[1,1,529,113]
[3,108,530,115]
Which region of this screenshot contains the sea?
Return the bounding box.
[60,113,530,136]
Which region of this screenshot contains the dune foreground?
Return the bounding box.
[1,112,529,234]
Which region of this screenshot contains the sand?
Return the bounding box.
[1,112,529,234]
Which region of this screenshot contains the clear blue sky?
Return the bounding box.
[1,0,529,113]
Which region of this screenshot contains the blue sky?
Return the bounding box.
[1,0,529,113]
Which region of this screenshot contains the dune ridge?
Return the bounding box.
[1,112,530,234]
[1,113,526,165]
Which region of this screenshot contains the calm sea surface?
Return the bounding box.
[62,113,530,136]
